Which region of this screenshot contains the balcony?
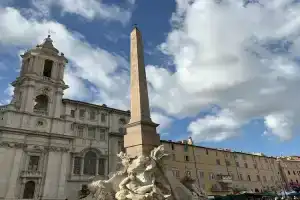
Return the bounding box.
[20,170,43,178]
[0,105,8,111]
[33,108,48,116]
[211,184,231,192]
[42,76,52,82]
[216,174,233,183]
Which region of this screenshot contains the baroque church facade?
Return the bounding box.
[0,36,129,200]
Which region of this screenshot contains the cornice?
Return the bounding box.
[0,141,27,149]
[0,141,69,152]
[12,75,68,89]
[0,126,75,140]
[62,99,130,116]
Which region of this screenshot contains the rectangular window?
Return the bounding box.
[209,173,215,180]
[216,151,218,156]
[186,170,191,177]
[88,127,96,139]
[70,110,75,118]
[257,175,261,181]
[171,143,174,150]
[43,59,53,78]
[78,126,84,137]
[73,157,81,174]
[28,156,39,171]
[185,155,189,162]
[244,163,248,168]
[184,144,188,152]
[254,164,257,169]
[236,162,240,167]
[172,169,180,177]
[240,174,243,180]
[216,159,221,165]
[206,149,209,155]
[101,113,106,122]
[98,159,105,175]
[79,109,85,118]
[100,129,106,141]
[247,175,251,181]
[225,160,231,166]
[198,171,204,178]
[263,176,267,182]
[172,154,176,161]
[89,111,96,120]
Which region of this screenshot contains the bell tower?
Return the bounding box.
[11,35,69,118]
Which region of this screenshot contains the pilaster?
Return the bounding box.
[5,148,23,199]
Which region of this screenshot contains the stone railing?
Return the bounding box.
[42,76,52,81]
[33,108,48,116]
[0,105,8,111]
[211,183,231,192]
[20,170,43,178]
[216,174,233,183]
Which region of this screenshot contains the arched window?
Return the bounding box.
[83,151,97,175]
[34,95,48,112]
[23,181,35,199]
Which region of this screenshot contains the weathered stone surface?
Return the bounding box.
[82,145,208,200]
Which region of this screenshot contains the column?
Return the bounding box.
[18,180,25,199]
[24,83,35,112]
[95,159,99,175]
[5,149,23,199]
[105,159,108,176]
[71,156,75,174]
[43,151,60,199]
[80,157,84,175]
[57,152,68,198]
[53,90,63,118]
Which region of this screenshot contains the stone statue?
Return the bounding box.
[180,176,207,198]
[81,145,207,200]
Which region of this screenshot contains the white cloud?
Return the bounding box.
[151,112,173,132]
[28,0,133,24]
[4,84,14,97]
[0,7,130,109]
[64,71,89,100]
[147,0,300,142]
[188,109,240,142]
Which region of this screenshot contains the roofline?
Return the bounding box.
[62,98,130,116]
[160,140,277,159]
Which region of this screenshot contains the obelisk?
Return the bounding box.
[124,26,160,158]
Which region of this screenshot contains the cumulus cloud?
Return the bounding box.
[0,7,130,109]
[151,112,173,133]
[26,0,133,24]
[147,0,300,142]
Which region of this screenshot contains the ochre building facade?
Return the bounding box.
[161,139,298,196]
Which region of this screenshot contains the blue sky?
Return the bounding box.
[1,0,300,156]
